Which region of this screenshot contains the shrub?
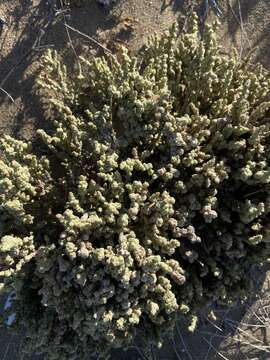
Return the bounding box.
[0,15,270,360]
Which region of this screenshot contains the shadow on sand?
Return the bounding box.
[0,0,117,139]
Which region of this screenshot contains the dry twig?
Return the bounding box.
[64,23,114,56]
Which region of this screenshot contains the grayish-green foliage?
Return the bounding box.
[0,15,270,360]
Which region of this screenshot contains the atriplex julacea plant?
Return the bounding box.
[0,15,270,360]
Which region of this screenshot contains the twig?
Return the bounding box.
[18,337,25,360]
[59,0,78,58]
[259,298,270,320]
[238,0,244,61]
[171,333,183,360]
[150,343,156,360]
[202,313,224,332]
[251,309,267,326]
[0,0,66,102]
[224,318,267,328]
[226,0,252,50]
[224,319,270,347]
[176,323,194,360]
[200,335,230,360]
[0,35,39,89]
[244,189,264,198]
[196,329,227,338]
[236,337,270,352]
[133,343,151,360]
[0,4,52,94]
[64,23,114,56]
[3,334,14,360]
[197,328,270,352]
[0,86,14,102]
[203,308,231,360]
[64,20,78,57]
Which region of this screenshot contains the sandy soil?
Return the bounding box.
[0,0,270,359]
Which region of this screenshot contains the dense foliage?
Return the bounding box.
[0,15,270,360]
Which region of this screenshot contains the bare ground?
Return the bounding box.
[0,0,270,359]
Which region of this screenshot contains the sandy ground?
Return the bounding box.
[0,0,270,359]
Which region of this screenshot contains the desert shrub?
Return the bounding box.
[0,15,270,360]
